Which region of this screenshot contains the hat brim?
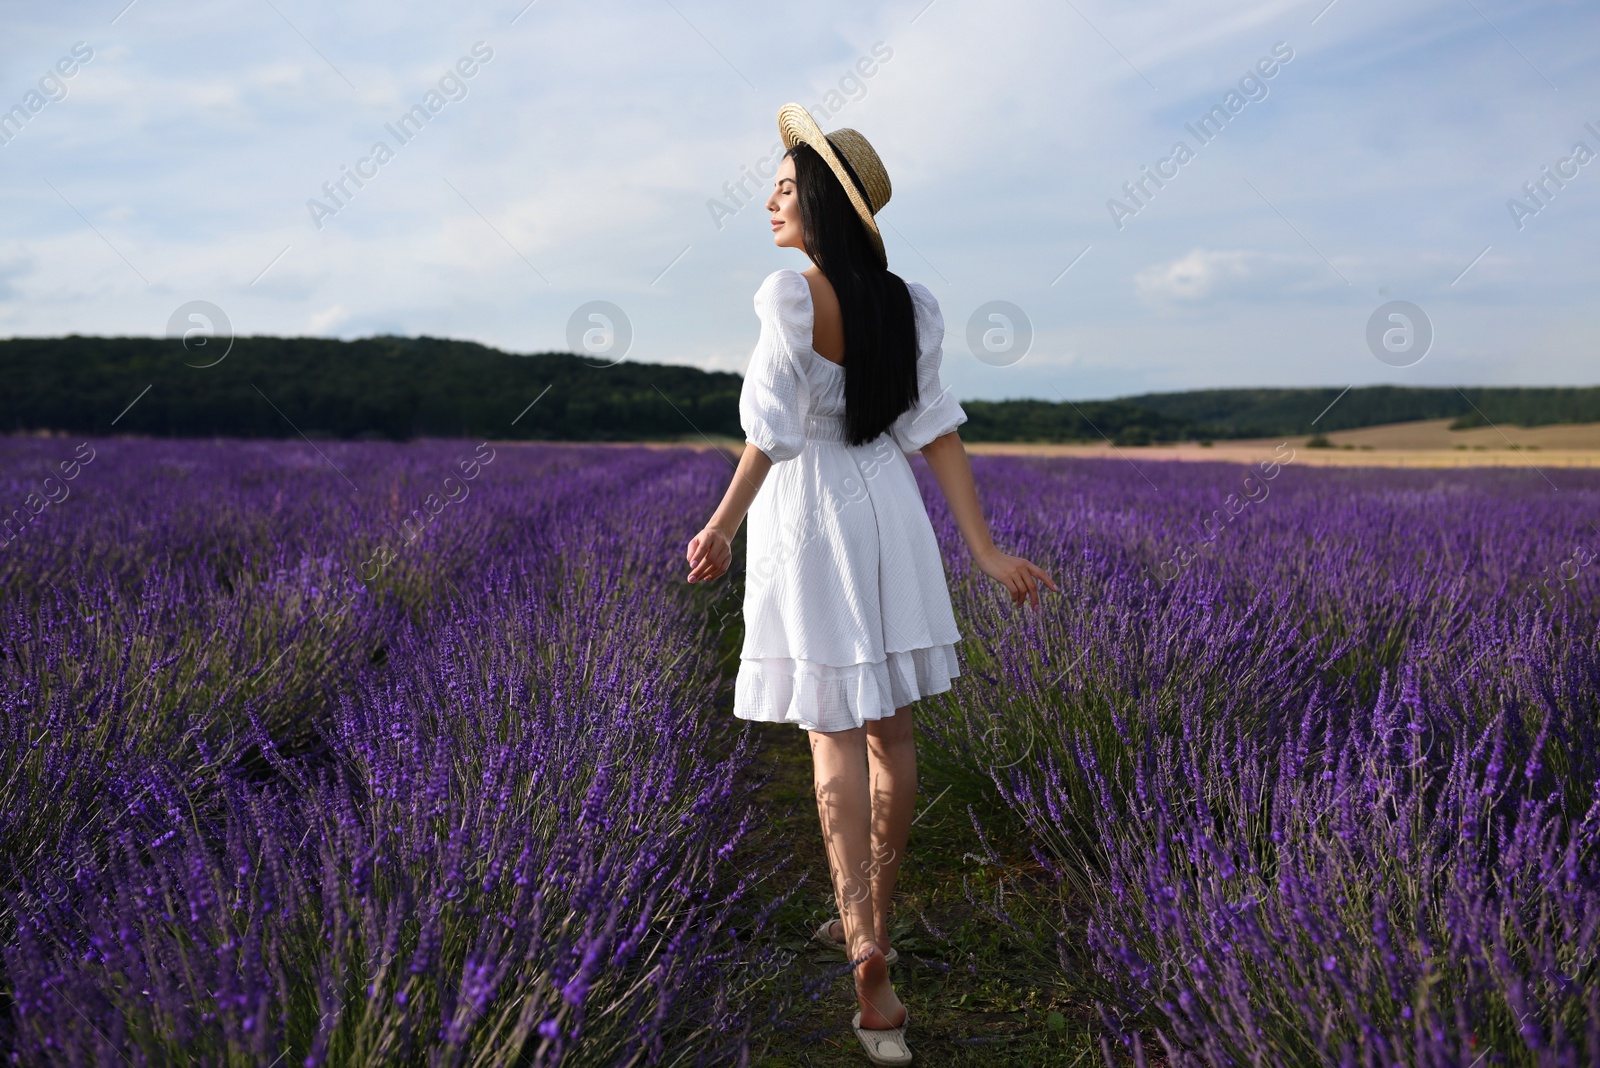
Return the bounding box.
[777,103,887,268]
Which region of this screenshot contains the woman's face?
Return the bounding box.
[766,154,805,253]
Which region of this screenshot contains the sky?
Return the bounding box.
[1,0,1596,403]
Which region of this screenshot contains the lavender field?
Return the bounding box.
[1,436,1597,1066]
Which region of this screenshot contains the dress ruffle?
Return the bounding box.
[734,643,961,733]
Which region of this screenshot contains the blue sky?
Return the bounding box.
[1,0,1596,402]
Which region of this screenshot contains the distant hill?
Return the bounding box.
[1118,386,1600,438]
[0,335,1595,444]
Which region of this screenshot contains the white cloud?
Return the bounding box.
[1136,248,1255,302]
[306,304,348,334]
[1133,248,1349,305]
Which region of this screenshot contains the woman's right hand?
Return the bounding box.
[686,526,732,584]
[974,547,1057,610]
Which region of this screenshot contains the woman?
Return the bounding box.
[684,103,1056,1065]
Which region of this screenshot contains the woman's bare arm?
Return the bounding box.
[918,431,997,561]
[686,443,773,583]
[918,430,1058,609]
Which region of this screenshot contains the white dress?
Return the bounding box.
[732,268,968,733]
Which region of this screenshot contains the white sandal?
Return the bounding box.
[851,1007,911,1065]
[813,917,899,965]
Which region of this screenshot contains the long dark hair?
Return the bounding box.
[787,141,919,447]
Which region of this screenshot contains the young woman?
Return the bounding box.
[685,103,1056,1065]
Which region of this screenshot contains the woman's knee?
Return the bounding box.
[866,705,914,754]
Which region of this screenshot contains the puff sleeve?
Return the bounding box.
[890,281,968,453]
[739,270,811,464]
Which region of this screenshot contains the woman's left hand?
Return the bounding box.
[974,547,1058,610]
[686,526,732,583]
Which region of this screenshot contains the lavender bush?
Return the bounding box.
[1,438,793,1066]
[915,456,1600,1065]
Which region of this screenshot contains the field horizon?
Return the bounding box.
[15,415,1600,469]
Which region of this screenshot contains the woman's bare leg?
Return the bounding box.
[865,704,916,949]
[809,722,907,1030]
[821,704,917,953]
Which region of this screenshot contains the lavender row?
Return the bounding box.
[1,438,791,1066]
[913,454,1600,1065]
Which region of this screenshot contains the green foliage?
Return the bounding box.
[1124,384,1600,436]
[0,335,744,442]
[958,398,1194,444]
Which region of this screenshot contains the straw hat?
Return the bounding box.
[777,102,892,267]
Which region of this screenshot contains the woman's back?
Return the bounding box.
[799,268,845,367]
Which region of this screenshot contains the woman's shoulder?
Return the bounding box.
[753,269,812,327]
[902,279,941,341]
[755,268,808,301]
[902,278,936,309]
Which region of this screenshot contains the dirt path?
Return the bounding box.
[723,709,1100,1065]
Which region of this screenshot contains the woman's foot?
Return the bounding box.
[829,918,892,958]
[852,940,906,1031]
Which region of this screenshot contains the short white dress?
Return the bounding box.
[732,268,968,733]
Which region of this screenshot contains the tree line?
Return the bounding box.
[1,335,1594,444]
